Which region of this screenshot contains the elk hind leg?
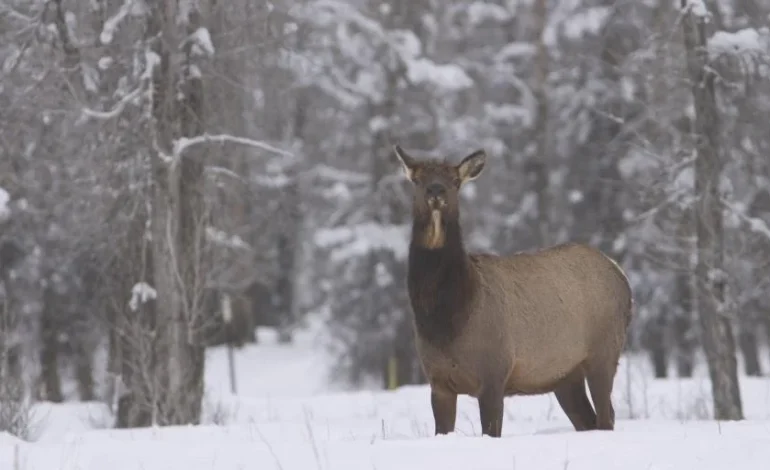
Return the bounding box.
[553,369,597,431]
[585,357,619,430]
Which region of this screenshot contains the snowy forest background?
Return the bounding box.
[1,0,769,431]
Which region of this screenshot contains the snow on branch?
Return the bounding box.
[204,165,245,182]
[128,282,156,311]
[310,164,369,185]
[0,186,10,222]
[100,0,141,45]
[314,222,409,263]
[189,27,215,57]
[707,27,770,70]
[0,3,36,24]
[681,0,709,18]
[466,2,511,26]
[172,134,294,159]
[80,86,143,120]
[253,174,291,189]
[495,42,537,62]
[308,0,473,94]
[308,0,385,38]
[561,6,611,41]
[723,199,770,241]
[206,227,251,250]
[406,59,473,91]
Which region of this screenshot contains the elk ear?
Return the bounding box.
[457,149,486,183]
[393,145,417,181]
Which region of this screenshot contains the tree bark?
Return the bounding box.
[737,299,762,376]
[115,214,157,428]
[673,211,696,378]
[39,283,64,402]
[738,329,761,376]
[274,188,298,344]
[116,0,209,427]
[530,0,551,247]
[166,4,209,426]
[1,269,25,408]
[681,0,743,420]
[644,314,669,378]
[74,343,96,401]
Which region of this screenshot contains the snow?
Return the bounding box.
[673,166,694,191]
[483,103,532,127]
[128,282,157,311]
[561,6,611,41]
[612,234,627,253]
[5,419,769,469]
[568,189,584,204]
[683,0,709,18]
[618,149,658,179]
[100,0,134,45]
[723,200,770,241]
[466,2,511,26]
[389,29,421,59]
[206,226,250,250]
[1,324,770,469]
[142,50,161,81]
[97,56,114,70]
[708,27,769,61]
[406,59,473,91]
[81,64,100,93]
[369,115,389,133]
[0,186,10,222]
[495,42,537,62]
[314,222,410,262]
[190,27,215,57]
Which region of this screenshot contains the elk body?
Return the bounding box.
[394,145,632,438]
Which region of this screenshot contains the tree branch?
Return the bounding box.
[172,134,293,159]
[80,86,144,121]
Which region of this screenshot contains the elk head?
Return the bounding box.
[393,145,486,249]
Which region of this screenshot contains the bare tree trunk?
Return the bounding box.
[674,211,696,378]
[115,216,157,428]
[643,314,669,378]
[530,0,551,246]
[116,0,210,427]
[275,188,298,344]
[74,343,95,401]
[737,301,762,376]
[673,271,696,377]
[146,6,178,424]
[172,7,208,421]
[681,0,743,420]
[39,283,63,402]
[738,329,762,376]
[1,269,26,422]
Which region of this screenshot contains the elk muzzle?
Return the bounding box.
[426,183,447,210]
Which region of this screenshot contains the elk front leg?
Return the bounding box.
[431,386,457,435]
[478,386,505,437]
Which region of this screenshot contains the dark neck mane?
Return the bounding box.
[407,213,476,347]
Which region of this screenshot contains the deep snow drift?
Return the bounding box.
[1,325,769,470]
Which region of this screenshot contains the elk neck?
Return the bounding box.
[407,209,476,346]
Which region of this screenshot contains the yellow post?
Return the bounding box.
[387,355,398,390]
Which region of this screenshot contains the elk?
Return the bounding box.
[393,145,632,438]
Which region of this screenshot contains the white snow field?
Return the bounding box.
[2,324,770,470]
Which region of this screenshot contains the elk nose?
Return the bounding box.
[426,183,445,197]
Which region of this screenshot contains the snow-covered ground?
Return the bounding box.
[2,322,770,470]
